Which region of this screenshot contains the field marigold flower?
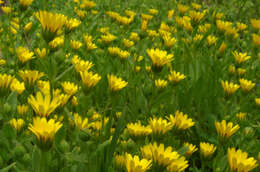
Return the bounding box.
[200,142,216,157]
[16,46,35,63]
[184,142,198,157]
[107,74,128,92]
[168,70,186,84]
[218,42,227,53]
[80,71,101,88]
[126,121,152,137]
[237,68,246,76]
[236,112,247,120]
[49,36,64,49]
[18,70,44,85]
[1,6,11,14]
[73,58,94,72]
[125,153,152,172]
[17,104,29,115]
[9,118,25,131]
[239,78,255,92]
[35,48,47,58]
[115,154,125,168]
[73,113,89,130]
[221,80,240,95]
[189,10,205,22]
[155,79,168,88]
[61,82,78,95]
[65,18,81,31]
[215,120,239,139]
[233,51,251,64]
[19,0,34,7]
[129,32,140,42]
[148,117,172,135]
[236,22,247,31]
[177,4,189,13]
[123,38,134,48]
[70,40,82,50]
[35,11,67,34]
[28,117,62,151]
[0,74,15,89]
[255,98,260,106]
[228,147,258,172]
[28,91,61,117]
[250,19,260,30]
[166,156,189,172]
[10,79,25,94]
[167,111,195,130]
[207,35,218,46]
[24,22,33,32]
[252,34,260,46]
[101,33,117,43]
[146,48,174,69]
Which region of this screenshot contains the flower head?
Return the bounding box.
[28,117,62,151]
[239,78,255,92]
[168,71,186,84]
[228,147,258,172]
[107,74,128,92]
[17,104,29,115]
[80,71,101,88]
[200,142,216,157]
[184,142,198,157]
[215,120,239,139]
[19,70,44,85]
[147,48,174,68]
[233,51,251,64]
[126,121,152,137]
[19,0,34,7]
[73,113,89,130]
[125,153,152,172]
[16,46,35,63]
[167,111,195,130]
[61,82,78,95]
[155,79,168,88]
[28,91,61,117]
[221,80,240,95]
[9,118,25,131]
[148,117,173,135]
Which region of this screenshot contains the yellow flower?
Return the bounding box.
[177,4,189,13]
[28,91,61,117]
[115,154,125,168]
[48,36,64,49]
[167,110,195,130]
[71,96,78,106]
[193,34,203,42]
[73,57,94,72]
[17,104,29,115]
[168,10,174,19]
[70,40,82,50]
[236,112,247,120]
[129,32,140,42]
[236,22,247,31]
[35,48,47,58]
[218,42,227,53]
[237,68,246,76]
[37,80,50,95]
[149,9,158,15]
[125,153,152,172]
[168,70,186,84]
[28,117,62,151]
[221,80,240,95]
[101,33,117,43]
[232,51,251,64]
[228,65,236,74]
[107,74,128,92]
[207,35,218,46]
[239,78,255,92]
[200,142,217,157]
[252,34,260,46]
[250,19,260,30]
[65,18,81,31]
[166,156,189,172]
[126,121,152,137]
[141,142,187,168]
[9,118,25,131]
[16,46,35,63]
[24,22,33,32]
[73,113,89,130]
[0,74,15,89]
[163,35,177,47]
[155,79,168,88]
[191,3,202,10]
[184,142,198,157]
[228,148,258,172]
[141,14,153,21]
[9,26,17,35]
[19,0,34,7]
[35,11,67,33]
[198,23,211,33]
[255,98,260,106]
[61,82,78,95]
[0,59,6,66]
[123,38,134,48]
[146,48,174,68]
[18,70,44,85]
[148,117,172,135]
[10,79,25,94]
[189,10,205,22]
[80,71,101,88]
[215,120,239,139]
[80,0,96,8]
[1,6,11,14]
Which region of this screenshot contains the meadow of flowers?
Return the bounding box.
[0,0,259,171]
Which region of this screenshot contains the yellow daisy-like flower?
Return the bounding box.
[70,40,82,50]
[250,18,260,30]
[252,34,260,46]
[168,70,186,84]
[228,147,258,172]
[10,79,25,94]
[1,6,11,14]
[166,156,189,172]
[221,80,240,95]
[48,36,64,49]
[207,35,218,46]
[24,22,33,32]
[35,11,67,33]
[148,117,173,135]
[215,120,239,139]
[80,71,101,88]
[218,42,227,53]
[28,91,61,117]
[126,121,152,137]
[232,51,251,64]
[18,70,44,85]
[0,74,15,90]
[155,79,168,89]
[65,18,81,31]
[146,48,174,68]
[255,98,260,106]
[17,104,29,116]
[19,0,34,7]
[184,142,198,157]
[200,142,216,157]
[9,118,25,131]
[73,113,89,130]
[239,78,255,92]
[61,82,78,95]
[167,111,195,130]
[35,48,47,58]
[16,46,35,64]
[125,153,152,172]
[236,112,247,120]
[28,117,62,151]
[107,74,128,92]
[115,154,125,168]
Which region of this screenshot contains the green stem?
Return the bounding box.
[39,150,47,172]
